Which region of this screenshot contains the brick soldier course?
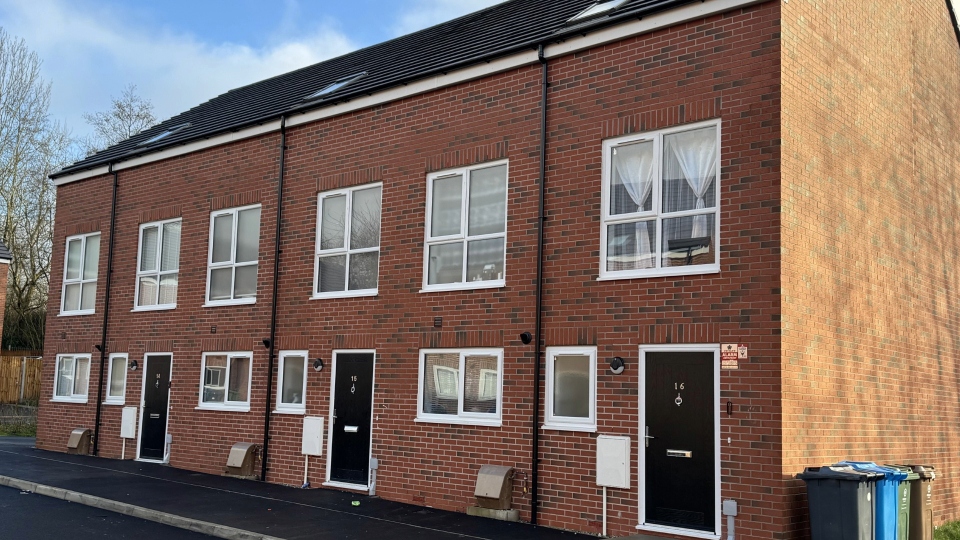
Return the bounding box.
[38,1,960,539]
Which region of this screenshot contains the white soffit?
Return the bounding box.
[55,0,762,186]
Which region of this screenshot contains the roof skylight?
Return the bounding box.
[304,72,367,101]
[138,123,191,146]
[568,0,629,23]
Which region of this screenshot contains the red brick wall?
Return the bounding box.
[781,0,960,534]
[39,2,783,538]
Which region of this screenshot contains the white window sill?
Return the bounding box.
[541,422,597,433]
[311,289,377,300]
[58,310,95,317]
[103,400,126,406]
[272,408,305,415]
[132,304,177,312]
[420,280,504,294]
[195,404,251,413]
[416,416,502,428]
[51,396,88,404]
[322,481,369,491]
[203,298,256,308]
[636,523,719,540]
[598,264,720,281]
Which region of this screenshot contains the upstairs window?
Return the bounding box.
[206,205,260,305]
[424,161,507,291]
[135,218,181,310]
[315,184,382,298]
[61,233,100,315]
[601,121,720,279]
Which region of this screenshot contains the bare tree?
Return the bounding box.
[80,83,156,156]
[0,28,74,350]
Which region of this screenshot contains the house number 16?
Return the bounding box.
[675,382,684,407]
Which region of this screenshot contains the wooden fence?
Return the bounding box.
[0,352,42,404]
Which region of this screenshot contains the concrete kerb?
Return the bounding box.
[0,475,284,540]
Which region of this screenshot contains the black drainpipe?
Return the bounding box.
[261,116,287,481]
[92,163,119,456]
[531,44,548,525]
[948,0,960,49]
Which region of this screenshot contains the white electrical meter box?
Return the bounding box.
[596,435,630,489]
[301,416,324,456]
[120,407,137,439]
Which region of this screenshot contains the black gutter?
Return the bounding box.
[531,44,548,526]
[92,164,119,456]
[948,0,960,49]
[261,116,287,481]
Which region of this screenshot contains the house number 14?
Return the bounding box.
[675,382,684,407]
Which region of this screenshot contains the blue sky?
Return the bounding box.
[0,0,503,139]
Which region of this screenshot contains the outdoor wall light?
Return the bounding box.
[519,332,533,345]
[609,356,625,375]
[313,358,324,372]
[262,339,271,348]
[128,360,138,371]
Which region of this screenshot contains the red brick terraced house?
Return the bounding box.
[39,0,960,538]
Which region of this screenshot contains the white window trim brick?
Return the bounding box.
[599,119,721,281]
[313,183,382,299]
[134,218,182,311]
[204,204,261,306]
[197,351,253,412]
[59,232,100,316]
[103,353,128,405]
[275,350,308,414]
[421,160,509,293]
[543,346,597,432]
[52,354,91,403]
[416,348,503,427]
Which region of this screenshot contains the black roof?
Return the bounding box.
[53,0,693,179]
[0,239,11,262]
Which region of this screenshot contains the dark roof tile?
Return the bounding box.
[53,0,692,178]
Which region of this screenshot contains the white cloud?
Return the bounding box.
[391,0,505,36]
[0,0,357,139]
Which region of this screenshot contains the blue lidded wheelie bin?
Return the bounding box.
[837,461,908,540]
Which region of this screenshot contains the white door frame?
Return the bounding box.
[135,352,173,464]
[323,349,376,490]
[637,344,721,540]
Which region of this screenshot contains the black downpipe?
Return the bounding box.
[531,44,548,525]
[92,164,119,456]
[261,117,287,481]
[949,0,960,49]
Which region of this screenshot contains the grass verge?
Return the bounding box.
[936,521,960,540]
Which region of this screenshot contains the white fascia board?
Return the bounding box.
[52,0,762,186]
[0,258,10,264]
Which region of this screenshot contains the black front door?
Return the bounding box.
[330,352,374,485]
[644,351,715,532]
[139,355,171,460]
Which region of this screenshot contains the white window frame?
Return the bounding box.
[599,119,721,280]
[416,348,503,427]
[52,354,91,403]
[313,183,382,299]
[197,351,253,412]
[205,204,261,306]
[543,346,597,432]
[59,232,100,316]
[275,350,308,414]
[422,160,508,293]
[134,218,182,311]
[104,353,128,405]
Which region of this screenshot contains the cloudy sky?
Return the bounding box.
[0,0,503,140]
